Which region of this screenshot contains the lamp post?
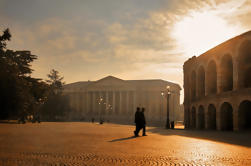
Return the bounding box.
[98,97,103,123]
[98,97,112,124]
[161,85,171,129]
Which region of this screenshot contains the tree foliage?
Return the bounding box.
[46,69,65,95]
[41,69,71,121]
[0,29,48,120]
[0,28,71,121]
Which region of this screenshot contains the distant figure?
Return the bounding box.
[18,115,26,124]
[91,118,95,123]
[134,107,141,137]
[99,119,104,124]
[140,107,147,136]
[32,114,41,123]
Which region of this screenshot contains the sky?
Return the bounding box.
[0,0,251,103]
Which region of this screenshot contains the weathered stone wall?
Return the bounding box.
[183,31,251,131]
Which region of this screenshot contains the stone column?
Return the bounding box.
[119,91,122,114]
[132,91,136,114]
[83,92,87,115]
[93,91,96,114]
[196,107,199,129]
[159,92,163,123]
[79,92,83,116]
[98,91,101,116]
[126,91,129,114]
[106,91,109,106]
[145,91,149,117]
[75,93,79,113]
[217,62,222,94]
[89,91,93,114]
[86,91,89,114]
[233,104,239,131]
[205,70,208,96]
[233,59,239,90]
[205,108,209,130]
[112,91,116,114]
[105,91,109,118]
[216,104,221,131]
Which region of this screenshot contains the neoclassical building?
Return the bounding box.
[63,76,181,126]
[183,30,251,131]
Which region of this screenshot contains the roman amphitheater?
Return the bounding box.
[183,31,251,131]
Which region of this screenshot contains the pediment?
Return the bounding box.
[96,76,125,84]
[88,76,134,90]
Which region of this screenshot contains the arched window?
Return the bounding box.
[238,40,251,88]
[220,102,233,131]
[206,60,217,95]
[220,54,233,92]
[198,66,205,98]
[238,100,251,130]
[191,71,196,101]
[207,104,216,130]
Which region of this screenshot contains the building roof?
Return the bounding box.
[64,75,181,90]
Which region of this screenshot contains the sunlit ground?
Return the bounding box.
[174,123,184,129]
[0,122,250,165]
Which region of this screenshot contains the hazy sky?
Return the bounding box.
[1,0,251,102]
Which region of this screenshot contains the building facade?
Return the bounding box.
[183,31,251,131]
[63,76,181,126]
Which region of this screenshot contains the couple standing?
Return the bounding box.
[134,107,147,137]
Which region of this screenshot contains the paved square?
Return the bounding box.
[0,122,250,165]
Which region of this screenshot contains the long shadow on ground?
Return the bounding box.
[0,120,19,124]
[148,127,251,147]
[108,136,137,142]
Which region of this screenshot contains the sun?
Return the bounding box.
[171,11,242,57]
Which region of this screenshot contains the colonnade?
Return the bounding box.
[69,90,136,117]
[66,89,181,125]
[86,90,135,116]
[63,76,181,125]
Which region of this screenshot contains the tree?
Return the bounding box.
[0,28,11,50]
[46,69,65,95]
[0,28,44,120]
[41,69,71,121]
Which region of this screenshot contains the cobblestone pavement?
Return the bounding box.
[0,122,250,166]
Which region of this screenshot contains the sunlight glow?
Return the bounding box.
[172,11,242,57]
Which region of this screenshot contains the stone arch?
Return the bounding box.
[198,66,205,98]
[207,104,216,130]
[220,102,233,131]
[198,105,205,129]
[219,54,233,92]
[206,60,217,95]
[238,100,251,130]
[191,71,196,101]
[238,40,251,88]
[191,106,196,129]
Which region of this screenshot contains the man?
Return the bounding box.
[134,107,141,137]
[140,107,147,136]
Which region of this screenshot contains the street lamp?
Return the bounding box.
[97,97,113,124]
[98,97,104,123]
[161,85,171,129]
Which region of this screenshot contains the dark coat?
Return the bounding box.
[139,111,146,125]
[134,110,140,124]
